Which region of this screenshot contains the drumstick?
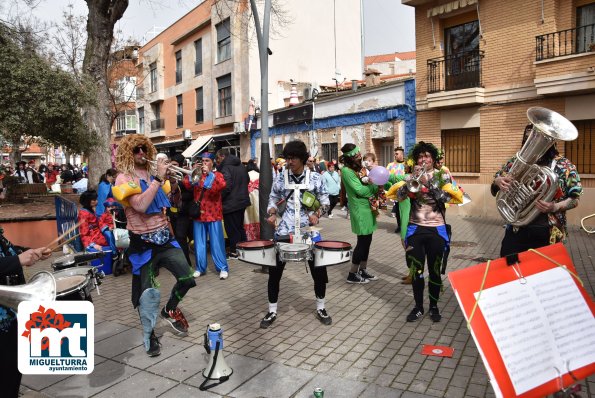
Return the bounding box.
[48,234,80,252]
[46,222,82,248]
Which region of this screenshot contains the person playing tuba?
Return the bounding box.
[491,123,582,257]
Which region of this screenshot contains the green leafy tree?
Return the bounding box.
[0,23,97,164]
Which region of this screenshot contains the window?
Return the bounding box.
[115,110,137,136]
[444,20,481,91]
[577,3,595,53]
[138,107,144,135]
[194,39,202,75]
[176,95,183,127]
[565,119,594,174]
[322,143,338,163]
[151,102,163,131]
[115,76,136,102]
[441,128,480,173]
[195,87,204,123]
[149,63,157,93]
[217,74,232,117]
[216,19,231,62]
[175,50,182,84]
[274,144,283,158]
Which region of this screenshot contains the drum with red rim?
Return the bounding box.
[236,240,277,266]
[313,241,352,267]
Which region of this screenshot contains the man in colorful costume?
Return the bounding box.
[388,141,463,323]
[113,135,195,357]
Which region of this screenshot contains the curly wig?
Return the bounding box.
[408,141,439,164]
[115,134,156,177]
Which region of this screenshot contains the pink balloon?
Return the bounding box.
[368,166,389,185]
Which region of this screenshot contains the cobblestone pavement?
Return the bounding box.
[18,211,595,397]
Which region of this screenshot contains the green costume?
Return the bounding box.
[385,174,411,240]
[342,167,379,235]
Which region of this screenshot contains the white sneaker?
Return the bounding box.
[220,270,228,280]
[328,214,334,219]
[193,270,201,278]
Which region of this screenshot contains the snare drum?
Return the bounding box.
[277,243,311,262]
[53,266,95,301]
[313,241,352,267]
[236,240,277,266]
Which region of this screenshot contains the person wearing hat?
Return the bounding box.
[182,152,229,279]
[114,134,196,357]
[13,161,28,184]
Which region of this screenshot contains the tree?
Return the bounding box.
[81,0,129,187]
[0,23,97,164]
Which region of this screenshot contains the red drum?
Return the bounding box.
[313,241,352,267]
[236,240,277,266]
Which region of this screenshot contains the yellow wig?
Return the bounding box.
[115,134,157,177]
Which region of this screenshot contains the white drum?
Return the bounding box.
[313,241,352,267]
[277,243,311,262]
[236,240,277,266]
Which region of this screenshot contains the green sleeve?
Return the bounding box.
[343,168,378,198]
[384,173,405,190]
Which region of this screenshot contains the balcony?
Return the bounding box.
[425,50,485,108]
[150,119,165,132]
[534,24,595,96]
[536,24,595,61]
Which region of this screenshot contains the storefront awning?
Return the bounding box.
[154,139,185,148]
[182,135,213,159]
[427,0,477,18]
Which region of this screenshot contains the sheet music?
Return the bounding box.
[475,267,595,395]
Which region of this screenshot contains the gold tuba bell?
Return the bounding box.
[0,271,56,310]
[496,107,578,226]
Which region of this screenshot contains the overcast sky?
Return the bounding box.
[6,0,415,56]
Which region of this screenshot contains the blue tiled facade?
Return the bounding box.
[251,79,416,159]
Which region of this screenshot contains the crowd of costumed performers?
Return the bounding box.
[385,141,465,323]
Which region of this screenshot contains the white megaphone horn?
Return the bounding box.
[199,323,233,391]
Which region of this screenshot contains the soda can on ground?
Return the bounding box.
[313,387,324,398]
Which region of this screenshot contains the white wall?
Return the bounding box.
[248,0,363,111]
[315,84,405,119]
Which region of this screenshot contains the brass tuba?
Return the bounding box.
[496,107,578,226]
[0,271,56,310]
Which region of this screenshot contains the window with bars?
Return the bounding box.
[565,119,594,174]
[176,95,183,127]
[217,74,232,117]
[217,19,231,62]
[441,128,480,173]
[194,39,202,75]
[195,87,204,123]
[175,50,182,84]
[149,63,157,93]
[321,143,338,163]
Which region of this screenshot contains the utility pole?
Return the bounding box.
[250,0,273,240]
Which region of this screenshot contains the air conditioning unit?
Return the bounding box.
[183,129,192,140]
[303,87,311,101]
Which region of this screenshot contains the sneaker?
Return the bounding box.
[228,252,239,259]
[401,275,412,285]
[147,331,161,357]
[429,307,442,322]
[220,270,228,280]
[193,270,202,278]
[406,307,424,322]
[316,309,332,325]
[341,206,347,211]
[359,269,378,281]
[160,307,189,336]
[328,214,333,219]
[260,312,277,329]
[346,272,369,284]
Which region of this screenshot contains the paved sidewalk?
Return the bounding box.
[18,212,595,398]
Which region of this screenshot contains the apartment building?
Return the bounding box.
[132,0,363,161]
[404,0,595,225]
[365,51,417,78]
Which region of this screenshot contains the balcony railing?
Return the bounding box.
[536,24,595,61]
[427,50,484,94]
[150,119,164,131]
